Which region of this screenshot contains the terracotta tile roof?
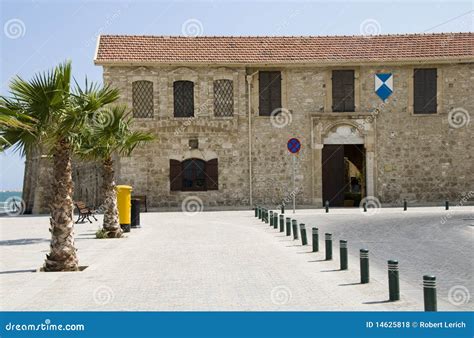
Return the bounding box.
[95,33,474,65]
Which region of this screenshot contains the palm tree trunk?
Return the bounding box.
[102,156,122,238]
[44,139,79,271]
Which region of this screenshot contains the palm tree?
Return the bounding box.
[77,105,154,238]
[0,107,34,149]
[0,107,33,130]
[0,61,119,271]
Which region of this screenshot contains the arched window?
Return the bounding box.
[170,158,218,191]
[132,80,154,118]
[213,79,234,116]
[173,80,194,117]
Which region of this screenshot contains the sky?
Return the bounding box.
[0,0,473,191]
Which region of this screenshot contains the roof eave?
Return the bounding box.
[93,35,101,64]
[93,56,474,67]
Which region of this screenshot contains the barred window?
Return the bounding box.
[173,81,194,117]
[213,79,234,117]
[132,81,154,118]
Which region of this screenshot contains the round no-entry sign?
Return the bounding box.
[287,138,301,154]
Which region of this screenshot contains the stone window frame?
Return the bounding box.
[408,65,443,116]
[168,67,200,119]
[127,69,159,120]
[251,68,288,118]
[131,80,154,118]
[213,79,234,117]
[211,70,239,118]
[173,80,195,118]
[324,67,360,113]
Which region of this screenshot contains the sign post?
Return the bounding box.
[287,138,301,214]
[292,155,296,213]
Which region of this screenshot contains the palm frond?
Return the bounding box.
[76,105,154,161]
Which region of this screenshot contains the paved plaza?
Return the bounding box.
[0,207,472,311]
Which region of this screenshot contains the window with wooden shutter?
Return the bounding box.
[170,159,182,191]
[332,70,355,112]
[132,81,154,118]
[259,71,282,116]
[414,68,437,114]
[174,80,194,117]
[182,159,206,191]
[169,158,219,192]
[214,80,234,117]
[205,159,218,190]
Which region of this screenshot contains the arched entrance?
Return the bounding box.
[311,118,376,207]
[322,125,365,206]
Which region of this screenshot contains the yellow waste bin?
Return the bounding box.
[116,185,132,232]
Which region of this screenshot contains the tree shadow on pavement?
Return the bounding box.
[0,238,48,246]
[0,269,36,275]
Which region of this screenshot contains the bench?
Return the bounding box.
[74,201,98,223]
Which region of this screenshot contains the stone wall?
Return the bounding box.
[22,153,103,214]
[100,62,473,209]
[23,62,473,213]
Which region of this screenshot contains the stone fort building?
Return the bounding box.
[24,33,473,213]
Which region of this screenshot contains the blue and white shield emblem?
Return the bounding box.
[375,73,393,101]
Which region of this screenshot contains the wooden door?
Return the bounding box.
[322,145,345,207]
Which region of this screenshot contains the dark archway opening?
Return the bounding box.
[322,144,365,207]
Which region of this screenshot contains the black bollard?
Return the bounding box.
[445,200,449,211]
[403,199,407,211]
[281,204,285,214]
[325,200,329,213]
[261,208,265,222]
[279,215,284,232]
[423,275,437,312]
[325,233,333,260]
[273,213,278,229]
[340,240,348,270]
[292,219,299,240]
[388,260,400,301]
[363,202,367,212]
[360,249,370,284]
[312,227,319,252]
[258,206,261,219]
[285,217,291,236]
[269,211,274,227]
[300,224,308,245]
